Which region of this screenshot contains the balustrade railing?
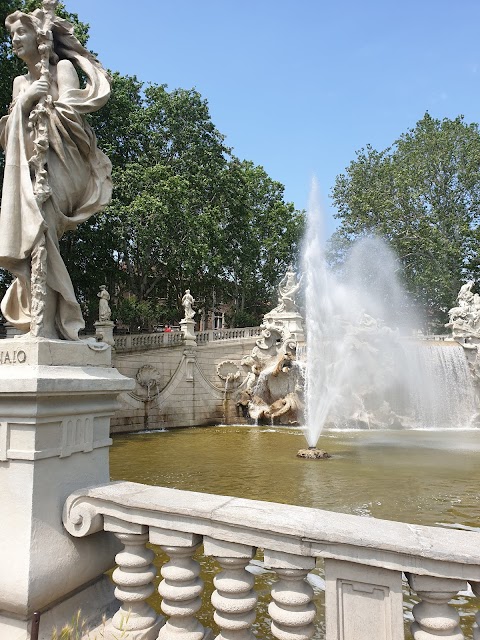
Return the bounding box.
[111,328,449,352]
[63,481,480,640]
[113,327,261,351]
[115,332,184,353]
[196,326,262,345]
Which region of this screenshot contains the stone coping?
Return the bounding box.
[0,365,135,393]
[0,337,112,367]
[64,481,480,580]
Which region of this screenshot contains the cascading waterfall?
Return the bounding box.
[404,343,477,429]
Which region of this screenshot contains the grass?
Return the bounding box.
[51,610,129,640]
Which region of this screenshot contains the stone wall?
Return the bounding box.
[111,338,257,433]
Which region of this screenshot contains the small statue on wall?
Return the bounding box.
[182,289,195,320]
[97,285,111,322]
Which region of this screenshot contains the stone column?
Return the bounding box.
[0,337,134,639]
[203,537,257,640]
[149,528,207,640]
[264,550,316,640]
[406,574,466,640]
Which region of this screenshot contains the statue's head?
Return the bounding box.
[6,9,98,68]
[6,11,47,64]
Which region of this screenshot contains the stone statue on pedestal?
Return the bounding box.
[182,289,195,320]
[232,266,306,424]
[273,266,302,314]
[0,2,111,340]
[98,285,111,322]
[446,281,480,340]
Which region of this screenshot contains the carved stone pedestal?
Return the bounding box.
[0,337,134,640]
[180,318,197,347]
[262,309,305,343]
[95,319,115,346]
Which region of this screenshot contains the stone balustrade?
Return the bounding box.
[113,327,262,352]
[111,329,448,353]
[115,332,185,352]
[63,481,480,640]
[196,327,262,345]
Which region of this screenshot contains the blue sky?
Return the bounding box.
[65,1,480,236]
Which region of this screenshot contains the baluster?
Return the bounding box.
[103,518,163,639]
[149,528,206,640]
[204,537,257,640]
[264,550,316,640]
[470,582,480,640]
[406,574,466,640]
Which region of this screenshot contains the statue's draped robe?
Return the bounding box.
[0,52,111,340]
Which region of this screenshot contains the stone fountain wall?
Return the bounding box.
[111,338,257,432]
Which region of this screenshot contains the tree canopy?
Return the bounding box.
[66,76,304,328]
[0,3,304,330]
[330,113,480,330]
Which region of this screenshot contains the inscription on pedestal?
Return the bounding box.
[0,350,27,365]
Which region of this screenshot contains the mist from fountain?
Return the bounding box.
[302,182,477,448]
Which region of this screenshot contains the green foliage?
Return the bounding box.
[50,609,129,639]
[219,159,305,318]
[83,78,304,326]
[330,113,480,329]
[228,309,259,328]
[51,610,86,640]
[115,296,160,332]
[0,6,304,327]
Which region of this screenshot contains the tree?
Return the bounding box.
[86,81,304,329]
[219,159,304,321]
[61,74,146,324]
[330,113,480,329]
[0,6,304,329]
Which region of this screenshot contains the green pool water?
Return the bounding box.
[110,426,480,638]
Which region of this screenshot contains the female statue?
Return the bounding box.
[97,285,111,322]
[182,289,195,320]
[0,6,111,339]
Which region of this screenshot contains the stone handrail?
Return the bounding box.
[111,329,450,352]
[63,481,480,640]
[408,334,451,341]
[196,326,262,344]
[114,331,184,352]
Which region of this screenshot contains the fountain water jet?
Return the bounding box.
[302,181,478,450]
[302,180,351,448]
